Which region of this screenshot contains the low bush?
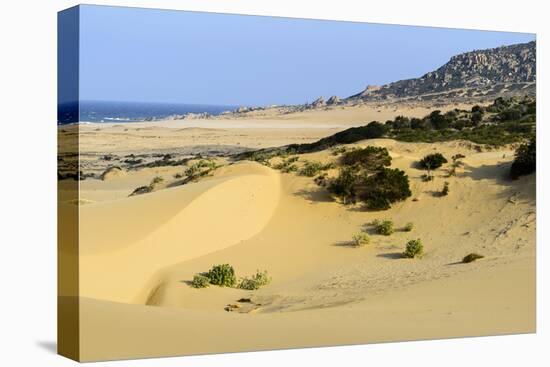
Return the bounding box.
[238,270,271,290]
[419,153,448,170]
[358,168,412,210]
[352,233,370,247]
[403,239,423,258]
[331,146,349,156]
[375,220,394,235]
[462,253,484,263]
[510,137,536,179]
[327,166,358,204]
[273,156,299,173]
[403,222,414,232]
[340,146,391,172]
[298,161,335,177]
[191,274,211,288]
[207,264,237,287]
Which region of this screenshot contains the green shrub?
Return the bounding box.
[340,146,391,171]
[352,233,370,247]
[462,253,484,263]
[403,239,423,258]
[510,137,535,179]
[191,274,211,288]
[331,146,348,156]
[327,166,358,204]
[238,270,271,290]
[273,156,299,173]
[419,153,448,170]
[375,220,394,235]
[207,264,237,287]
[298,161,333,177]
[358,168,412,210]
[403,222,414,232]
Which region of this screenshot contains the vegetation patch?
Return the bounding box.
[403,222,414,232]
[325,146,411,210]
[340,146,391,170]
[238,270,271,290]
[403,239,423,258]
[129,176,164,196]
[190,265,271,290]
[419,153,448,170]
[352,232,371,247]
[177,159,221,184]
[190,273,211,288]
[373,220,395,235]
[510,137,535,179]
[358,168,412,210]
[207,264,237,287]
[298,160,335,177]
[234,97,535,166]
[273,156,299,173]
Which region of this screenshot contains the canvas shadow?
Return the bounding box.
[36,340,57,354]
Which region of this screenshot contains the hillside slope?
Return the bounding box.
[346,41,536,103]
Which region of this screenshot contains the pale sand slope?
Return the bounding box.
[75,139,535,361]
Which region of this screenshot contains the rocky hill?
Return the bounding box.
[346,41,536,103]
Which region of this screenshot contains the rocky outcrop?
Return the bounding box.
[310,96,326,108]
[346,41,536,102]
[326,95,341,105]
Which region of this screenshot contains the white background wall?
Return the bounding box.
[0,0,547,366]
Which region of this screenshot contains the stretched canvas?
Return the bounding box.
[58,4,536,362]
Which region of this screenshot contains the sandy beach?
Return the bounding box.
[58,102,535,361]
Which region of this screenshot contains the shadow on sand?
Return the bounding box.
[376,252,404,259]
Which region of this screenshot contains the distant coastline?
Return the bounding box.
[58,100,238,124]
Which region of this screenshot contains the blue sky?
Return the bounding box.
[78,5,535,106]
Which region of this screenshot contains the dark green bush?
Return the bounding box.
[340,146,391,171]
[327,166,359,204]
[207,264,237,287]
[419,153,448,170]
[358,168,412,210]
[510,137,536,179]
[298,160,334,177]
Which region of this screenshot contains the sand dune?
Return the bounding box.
[79,162,281,303]
[66,99,536,361]
[73,133,535,360]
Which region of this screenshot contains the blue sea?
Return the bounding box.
[58,100,237,124]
